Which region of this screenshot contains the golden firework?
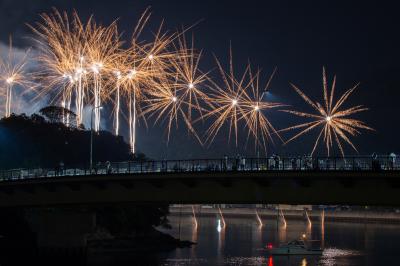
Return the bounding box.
[281,67,373,156]
[240,66,285,154]
[170,33,209,129]
[30,9,122,127]
[203,48,252,146]
[203,48,283,154]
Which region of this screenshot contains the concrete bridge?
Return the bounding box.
[0,156,399,207]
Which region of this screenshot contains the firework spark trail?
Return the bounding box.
[86,21,121,131]
[113,71,122,135]
[75,56,86,125]
[89,60,104,131]
[281,67,373,156]
[129,89,136,153]
[123,9,154,153]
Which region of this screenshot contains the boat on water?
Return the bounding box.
[266,239,323,255]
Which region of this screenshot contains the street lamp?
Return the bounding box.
[90,105,103,173]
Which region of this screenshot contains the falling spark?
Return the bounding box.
[281,67,373,156]
[113,70,122,135]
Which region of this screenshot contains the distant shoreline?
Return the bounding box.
[169,206,400,224]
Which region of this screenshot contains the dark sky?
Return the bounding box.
[1,0,399,159]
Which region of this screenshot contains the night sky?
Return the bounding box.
[1,0,399,159]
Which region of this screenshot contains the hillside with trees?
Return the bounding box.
[0,110,131,169]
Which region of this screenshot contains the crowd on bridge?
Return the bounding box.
[1,152,398,180]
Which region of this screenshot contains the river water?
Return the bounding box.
[155,213,400,266]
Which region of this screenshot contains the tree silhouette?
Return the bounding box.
[39,105,77,127]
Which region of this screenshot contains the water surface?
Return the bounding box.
[156,213,400,266]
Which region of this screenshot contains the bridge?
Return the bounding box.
[0,156,399,207]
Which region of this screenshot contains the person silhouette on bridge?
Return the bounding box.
[291,157,297,170]
[274,154,280,170]
[241,156,246,170]
[389,152,396,170]
[59,161,64,175]
[223,155,228,171]
[371,152,380,171]
[106,161,112,174]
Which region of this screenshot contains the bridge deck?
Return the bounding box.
[0,168,399,207]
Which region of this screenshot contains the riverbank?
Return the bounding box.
[169,206,400,224]
[88,228,193,253]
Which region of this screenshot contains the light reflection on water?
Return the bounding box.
[158,214,400,266]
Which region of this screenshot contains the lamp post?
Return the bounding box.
[90,105,103,172]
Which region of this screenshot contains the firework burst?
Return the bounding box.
[30,9,122,127]
[202,48,253,146]
[142,78,202,144]
[171,33,209,125]
[140,28,205,144]
[203,48,283,154]
[281,67,373,156]
[240,66,285,154]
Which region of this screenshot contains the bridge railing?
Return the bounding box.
[0,155,398,181]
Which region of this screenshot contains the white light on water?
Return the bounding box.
[217,219,222,232]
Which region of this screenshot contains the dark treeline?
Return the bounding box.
[0,112,132,170]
